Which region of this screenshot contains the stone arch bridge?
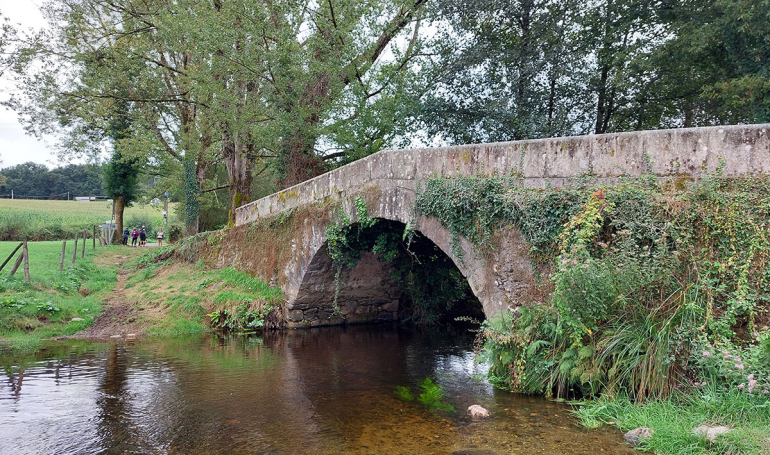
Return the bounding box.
[199,125,770,328]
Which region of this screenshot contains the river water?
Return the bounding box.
[0,325,635,454]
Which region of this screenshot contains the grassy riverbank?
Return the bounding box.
[573,389,770,454]
[0,240,283,349]
[415,172,770,453]
[73,245,283,338]
[0,198,179,241]
[0,241,118,350]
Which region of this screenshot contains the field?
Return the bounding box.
[0,198,179,241]
[0,241,120,350]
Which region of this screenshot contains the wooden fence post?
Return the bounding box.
[9,249,23,276]
[72,233,78,265]
[0,242,23,273]
[60,240,66,271]
[82,229,86,258]
[93,225,96,249]
[22,240,29,282]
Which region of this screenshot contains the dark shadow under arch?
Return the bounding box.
[288,218,485,327]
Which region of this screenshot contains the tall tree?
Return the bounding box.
[4,0,214,234]
[103,101,140,237]
[174,0,428,225]
[421,0,594,142]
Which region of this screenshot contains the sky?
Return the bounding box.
[0,0,59,169]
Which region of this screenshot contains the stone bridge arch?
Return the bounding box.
[282,186,534,327]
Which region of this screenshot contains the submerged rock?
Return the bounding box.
[692,424,732,442]
[466,405,491,419]
[623,427,653,447]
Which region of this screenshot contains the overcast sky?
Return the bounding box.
[0,0,59,169]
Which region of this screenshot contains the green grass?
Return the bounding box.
[0,198,179,241]
[573,388,770,454]
[0,241,118,350]
[121,248,283,337]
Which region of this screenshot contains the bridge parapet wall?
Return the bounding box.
[236,124,770,226]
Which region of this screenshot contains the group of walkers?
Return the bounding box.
[122,226,164,247]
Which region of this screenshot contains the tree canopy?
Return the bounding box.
[1,0,767,234]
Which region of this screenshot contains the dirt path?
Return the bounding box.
[73,249,149,339]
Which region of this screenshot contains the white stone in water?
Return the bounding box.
[466,405,490,419]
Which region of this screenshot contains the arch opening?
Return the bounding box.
[290,219,485,327]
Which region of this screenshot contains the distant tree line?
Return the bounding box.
[0,162,104,200]
[0,0,766,234]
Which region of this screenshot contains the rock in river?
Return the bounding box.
[467,405,491,419]
[623,427,653,447]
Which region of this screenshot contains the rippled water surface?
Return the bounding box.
[0,325,635,454]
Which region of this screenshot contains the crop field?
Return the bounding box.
[0,199,178,241]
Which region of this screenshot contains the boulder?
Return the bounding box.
[623,427,653,447]
[692,424,732,442]
[466,405,491,419]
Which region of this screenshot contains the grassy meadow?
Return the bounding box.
[0,198,179,241]
[0,241,120,350]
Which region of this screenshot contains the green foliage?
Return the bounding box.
[0,162,104,200]
[183,159,201,235]
[208,302,274,333]
[103,151,140,204]
[204,268,282,333]
[415,177,510,261]
[394,385,415,401]
[419,174,770,402]
[394,378,454,412]
[694,337,770,395]
[416,378,455,412]
[415,176,587,264]
[422,0,770,141]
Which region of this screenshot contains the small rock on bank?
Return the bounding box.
[623,427,653,447]
[467,405,491,419]
[692,424,732,442]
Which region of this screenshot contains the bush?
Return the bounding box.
[421,174,770,401]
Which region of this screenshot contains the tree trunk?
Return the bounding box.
[223,136,253,227]
[183,158,201,235]
[114,196,125,241]
[595,65,610,134]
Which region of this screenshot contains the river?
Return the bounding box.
[0,324,635,454]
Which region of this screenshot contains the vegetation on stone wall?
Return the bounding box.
[416,173,770,451]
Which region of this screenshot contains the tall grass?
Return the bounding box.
[573,388,770,454]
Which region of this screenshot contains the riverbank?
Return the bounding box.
[0,241,120,350]
[416,173,770,454]
[0,241,283,350]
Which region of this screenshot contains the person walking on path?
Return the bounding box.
[122,228,129,246]
[139,226,147,247]
[131,228,139,247]
[156,229,164,247]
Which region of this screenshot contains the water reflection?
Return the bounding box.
[0,325,635,454]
